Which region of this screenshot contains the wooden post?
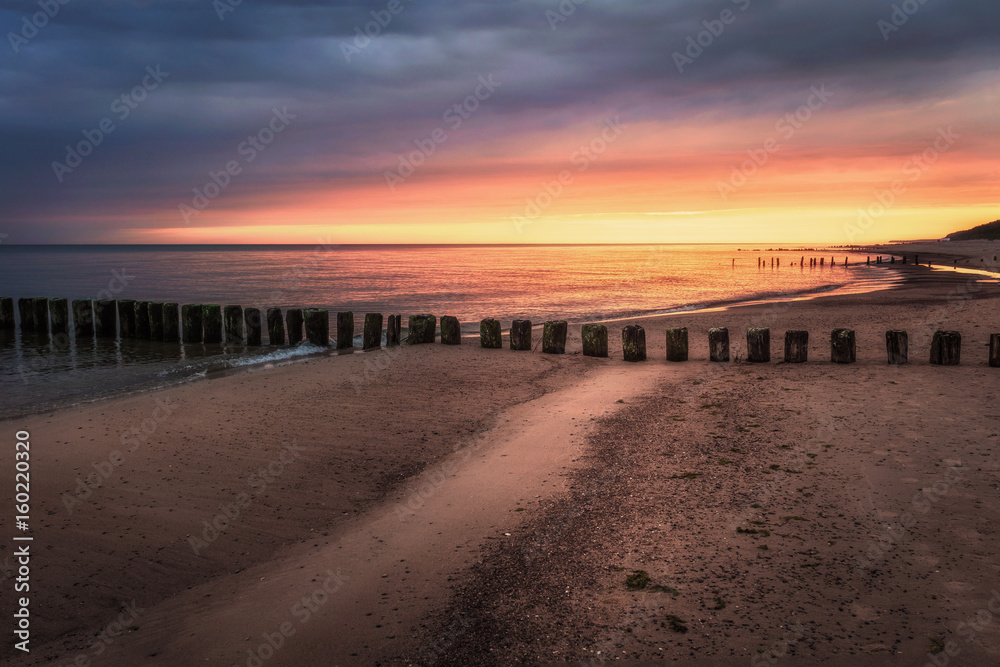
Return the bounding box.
[267,308,285,345]
[622,325,646,362]
[407,314,436,344]
[440,316,461,345]
[223,305,243,344]
[386,314,401,347]
[0,297,13,332]
[286,309,304,344]
[831,328,856,363]
[134,301,151,339]
[148,302,164,341]
[885,330,908,365]
[32,297,49,334]
[17,298,34,332]
[337,311,355,350]
[820,258,824,267]
[989,334,1000,368]
[363,313,383,350]
[709,327,729,362]
[202,305,223,344]
[303,308,330,346]
[162,303,180,343]
[72,299,93,338]
[784,330,809,363]
[542,321,567,354]
[95,300,117,338]
[117,300,136,338]
[582,323,608,358]
[930,331,961,365]
[182,304,203,343]
[245,308,262,345]
[510,319,532,351]
[480,318,502,349]
[49,298,69,335]
[747,328,770,362]
[665,327,688,362]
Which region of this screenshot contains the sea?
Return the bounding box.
[0,244,902,419]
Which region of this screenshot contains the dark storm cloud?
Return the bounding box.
[0,0,996,240]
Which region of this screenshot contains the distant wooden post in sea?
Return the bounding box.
[72,299,93,338]
[17,298,33,332]
[245,308,262,345]
[510,319,532,350]
[337,311,354,350]
[134,301,151,339]
[95,300,116,338]
[886,330,908,365]
[622,325,646,362]
[202,305,223,344]
[148,302,164,341]
[304,308,329,346]
[831,328,856,364]
[665,327,688,362]
[747,328,770,362]
[930,331,961,365]
[163,303,180,343]
[0,297,13,332]
[480,318,502,349]
[118,299,136,339]
[267,308,285,345]
[286,309,304,344]
[784,330,808,363]
[582,323,608,357]
[542,321,567,354]
[363,313,383,350]
[386,314,401,346]
[224,305,243,344]
[49,298,69,336]
[182,304,203,343]
[441,316,461,345]
[709,327,729,362]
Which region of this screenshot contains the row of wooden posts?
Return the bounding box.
[3,297,998,367]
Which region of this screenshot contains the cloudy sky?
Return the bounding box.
[0,0,997,244]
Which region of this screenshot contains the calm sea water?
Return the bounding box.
[0,244,900,418]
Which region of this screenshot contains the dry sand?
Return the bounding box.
[2,253,1000,666]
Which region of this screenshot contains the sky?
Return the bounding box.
[0,0,997,245]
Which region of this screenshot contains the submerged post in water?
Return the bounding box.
[304,308,330,346]
[286,309,304,344]
[162,303,180,343]
[337,312,355,350]
[182,304,203,343]
[245,308,262,346]
[267,308,285,345]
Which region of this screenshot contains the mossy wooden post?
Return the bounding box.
[73,299,94,338]
[622,325,646,362]
[480,318,502,349]
[407,314,436,344]
[304,308,330,346]
[286,309,304,344]
[363,313,383,350]
[337,312,354,350]
[245,308,262,345]
[386,314,401,347]
[510,319,532,351]
[886,330,908,365]
[784,330,809,363]
[542,321,567,354]
[223,305,243,344]
[162,303,179,343]
[665,327,688,362]
[49,298,69,335]
[0,297,13,332]
[202,305,223,344]
[267,308,285,345]
[134,301,151,339]
[747,327,770,363]
[32,297,49,334]
[148,302,164,341]
[117,299,136,339]
[440,316,461,345]
[831,329,856,364]
[17,298,33,332]
[989,334,1000,368]
[181,304,203,343]
[581,323,608,358]
[709,327,729,362]
[95,300,116,338]
[930,331,961,365]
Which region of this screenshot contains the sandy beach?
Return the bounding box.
[3,243,1000,666]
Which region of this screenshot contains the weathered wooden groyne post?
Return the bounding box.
[407,314,436,344]
[386,314,401,346]
[886,330,908,365]
[95,300,116,338]
[304,308,330,346]
[148,302,164,341]
[930,331,961,365]
[245,308,262,345]
[134,301,151,339]
[286,309,304,344]
[0,297,13,332]
[709,327,729,362]
[480,318,502,349]
[622,325,646,362]
[542,321,567,354]
[582,323,608,358]
[117,299,136,338]
[337,312,354,350]
[30,297,49,334]
[163,303,180,343]
[72,300,93,338]
[990,334,1000,368]
[223,305,243,344]
[267,308,285,345]
[182,304,203,343]
[747,327,770,362]
[665,327,688,362]
[510,319,532,351]
[363,313,383,350]
[831,328,856,363]
[202,305,223,344]
[440,316,461,345]
[48,298,69,336]
[784,330,808,363]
